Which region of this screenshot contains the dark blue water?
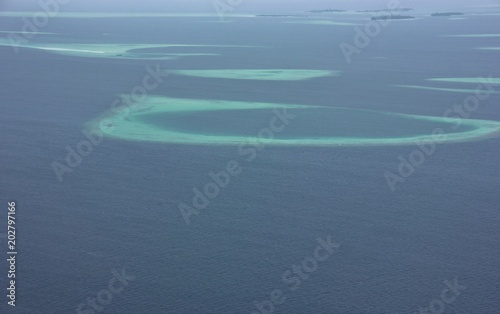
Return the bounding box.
[0,13,499,314]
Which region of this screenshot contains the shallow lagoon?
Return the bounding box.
[87,96,500,146]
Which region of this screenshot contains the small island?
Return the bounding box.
[255,14,309,18]
[307,9,346,13]
[358,8,413,13]
[431,12,464,17]
[372,15,415,21]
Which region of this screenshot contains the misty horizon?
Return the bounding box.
[1,0,500,14]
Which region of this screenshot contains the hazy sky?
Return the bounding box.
[1,0,500,13]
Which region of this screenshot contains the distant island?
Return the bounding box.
[307,9,346,13]
[372,15,415,20]
[431,12,464,17]
[358,8,413,13]
[255,14,309,18]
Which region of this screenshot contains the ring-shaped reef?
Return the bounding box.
[86,96,500,146]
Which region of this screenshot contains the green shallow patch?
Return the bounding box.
[397,77,500,94]
[0,31,56,35]
[0,39,258,59]
[427,77,500,84]
[396,85,500,94]
[86,96,500,146]
[168,69,338,81]
[476,47,500,50]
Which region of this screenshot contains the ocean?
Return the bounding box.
[0,11,499,313]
